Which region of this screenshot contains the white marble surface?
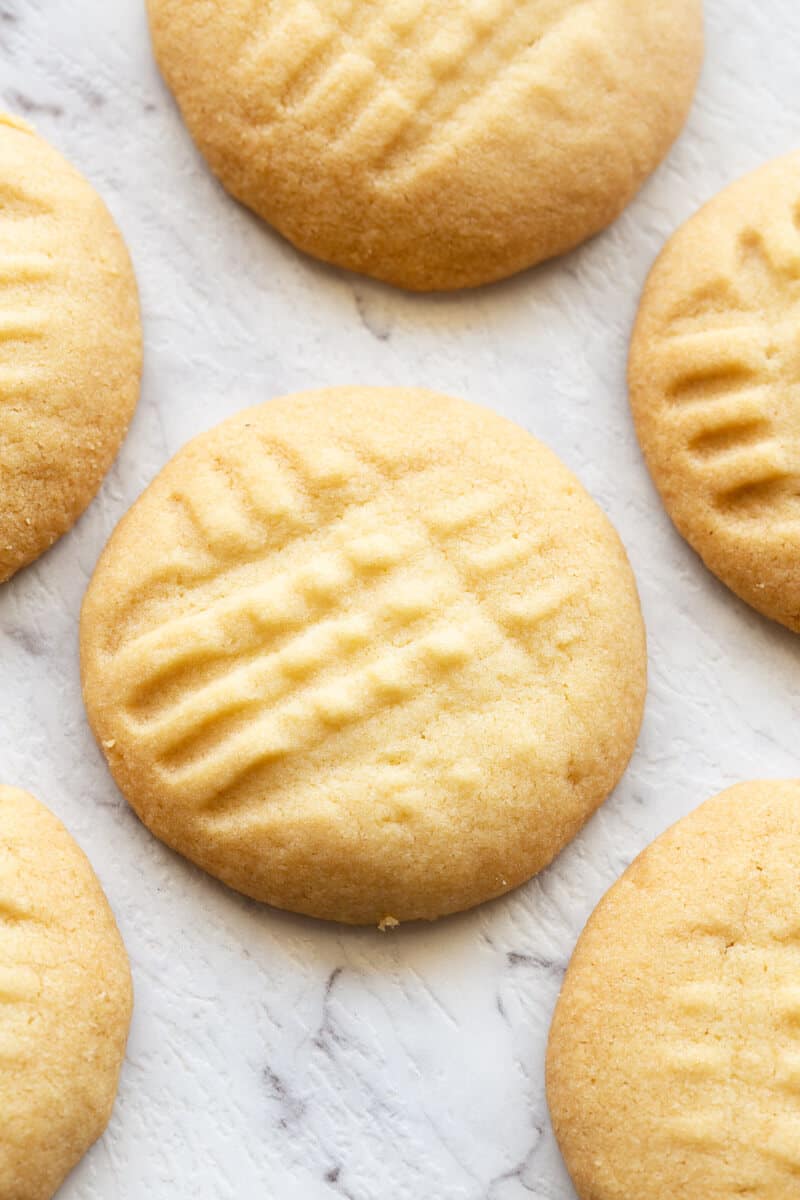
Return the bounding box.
[2,2,800,1196]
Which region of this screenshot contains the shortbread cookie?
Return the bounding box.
[146,0,703,291]
[81,387,646,924]
[0,786,132,1200]
[629,153,800,631]
[0,114,142,582]
[548,780,800,1200]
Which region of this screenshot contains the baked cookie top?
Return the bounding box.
[81,387,646,924]
[0,114,142,583]
[629,152,800,632]
[547,780,800,1200]
[0,786,132,1200]
[147,0,703,290]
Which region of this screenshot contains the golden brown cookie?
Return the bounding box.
[0,786,132,1200]
[629,152,800,632]
[0,113,142,583]
[80,387,646,924]
[547,779,800,1200]
[146,0,703,291]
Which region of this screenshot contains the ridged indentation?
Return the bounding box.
[776,987,800,1027]
[776,1053,800,1094]
[660,923,800,1184]
[698,440,787,493]
[107,443,363,652]
[688,418,771,459]
[106,433,580,815]
[355,0,519,167]
[765,1122,800,1173]
[465,534,542,576]
[501,581,577,630]
[739,227,800,289]
[673,981,728,1016]
[0,1031,24,1065]
[675,389,774,442]
[369,0,579,174]
[650,202,800,535]
[254,0,346,106]
[0,181,53,218]
[129,582,426,759]
[666,360,761,406]
[665,278,748,337]
[0,253,54,285]
[715,468,796,513]
[0,311,47,344]
[161,615,478,811]
[0,965,40,1003]
[0,895,34,924]
[240,0,582,174]
[426,489,504,535]
[662,1044,731,1078]
[666,1113,726,1149]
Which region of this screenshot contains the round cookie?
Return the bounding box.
[629,152,800,632]
[80,387,646,924]
[547,780,800,1200]
[0,786,132,1200]
[146,0,703,291]
[0,113,142,583]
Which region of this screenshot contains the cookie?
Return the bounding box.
[146,0,703,291]
[0,786,132,1200]
[629,153,800,632]
[0,113,142,583]
[547,780,800,1200]
[80,387,646,924]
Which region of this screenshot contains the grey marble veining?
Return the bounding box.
[1,2,800,1196]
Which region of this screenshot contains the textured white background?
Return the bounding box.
[2,2,799,1196]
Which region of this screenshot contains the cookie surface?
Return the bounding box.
[146,0,703,290]
[0,786,132,1200]
[0,114,142,583]
[547,780,800,1200]
[81,387,645,924]
[629,153,800,631]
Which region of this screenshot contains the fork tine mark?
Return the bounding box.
[0,254,54,285]
[688,418,772,459]
[0,182,53,218]
[739,226,800,287]
[714,457,794,510]
[166,624,471,809]
[116,577,313,706]
[0,312,47,344]
[666,1113,726,1149]
[375,0,580,174]
[0,966,40,1003]
[765,1120,800,1173]
[0,896,34,924]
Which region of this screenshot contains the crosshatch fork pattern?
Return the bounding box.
[108,434,585,812]
[239,0,582,171]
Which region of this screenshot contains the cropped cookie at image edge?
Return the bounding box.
[629,151,800,632]
[146,0,704,290]
[547,780,800,1200]
[80,387,647,926]
[0,114,142,583]
[0,786,132,1200]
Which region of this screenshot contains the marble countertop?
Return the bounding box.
[2,2,799,1197]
